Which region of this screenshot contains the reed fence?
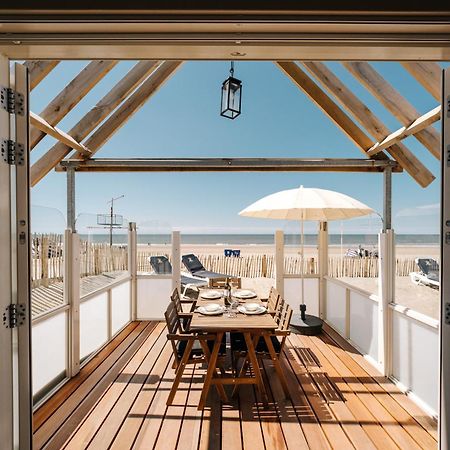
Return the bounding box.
[31,234,425,287]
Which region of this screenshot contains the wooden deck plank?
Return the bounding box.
[33,321,139,430]
[318,333,425,449]
[109,337,173,449]
[323,322,438,440]
[176,366,205,450]
[64,323,166,449]
[283,336,355,449]
[34,321,153,449]
[33,321,437,450]
[295,333,398,450]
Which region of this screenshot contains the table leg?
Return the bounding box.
[263,334,290,398]
[244,332,268,405]
[167,338,194,406]
[198,332,224,410]
[199,339,228,402]
[231,334,259,398]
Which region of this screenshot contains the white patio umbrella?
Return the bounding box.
[239,185,374,334]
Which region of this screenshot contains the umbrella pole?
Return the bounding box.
[300,212,307,321]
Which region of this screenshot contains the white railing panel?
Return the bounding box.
[80,292,108,360]
[392,309,438,415]
[326,279,347,335]
[111,281,131,335]
[284,278,319,316]
[349,291,378,361]
[32,310,67,395]
[137,276,172,320]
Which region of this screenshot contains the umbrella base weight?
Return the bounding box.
[290,313,323,336]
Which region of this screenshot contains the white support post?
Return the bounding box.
[128,222,137,321]
[275,230,284,297]
[172,231,181,293]
[378,229,395,375]
[64,229,80,377]
[318,221,328,319]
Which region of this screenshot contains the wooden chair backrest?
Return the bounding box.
[165,301,181,335]
[170,288,182,313]
[208,277,242,289]
[267,286,280,312]
[277,301,293,332]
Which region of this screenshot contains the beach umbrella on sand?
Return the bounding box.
[239,185,374,335]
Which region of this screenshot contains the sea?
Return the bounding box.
[78,233,440,246]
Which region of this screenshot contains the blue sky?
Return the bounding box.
[29,60,443,235]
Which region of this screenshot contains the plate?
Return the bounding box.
[234,290,257,299]
[195,305,226,316]
[200,290,222,300]
[237,305,267,315]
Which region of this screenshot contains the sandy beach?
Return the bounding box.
[138,243,439,258]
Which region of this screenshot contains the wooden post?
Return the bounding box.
[378,229,395,376]
[64,229,80,377]
[318,221,328,320]
[172,231,181,293]
[275,230,284,297]
[128,222,137,321]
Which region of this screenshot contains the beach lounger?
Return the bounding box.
[181,253,232,279]
[149,255,208,296]
[409,257,439,289]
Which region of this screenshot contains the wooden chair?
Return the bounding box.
[266,286,281,314]
[231,300,293,397]
[165,301,227,405]
[208,276,242,289]
[170,288,195,332]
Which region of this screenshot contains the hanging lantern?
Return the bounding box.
[220,61,242,119]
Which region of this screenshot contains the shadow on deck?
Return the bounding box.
[33,321,437,449]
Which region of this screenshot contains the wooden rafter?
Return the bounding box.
[77,60,182,159]
[57,157,401,173]
[23,60,59,91]
[302,61,434,187]
[401,62,441,101]
[343,61,440,160]
[275,61,385,159]
[30,111,91,156]
[368,106,441,156]
[30,60,118,149]
[30,60,161,186]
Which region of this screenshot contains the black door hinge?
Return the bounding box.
[1,139,24,166]
[2,304,26,329]
[0,86,24,115]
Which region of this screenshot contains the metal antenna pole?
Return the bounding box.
[107,195,124,247]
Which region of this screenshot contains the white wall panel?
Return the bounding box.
[326,280,347,335]
[111,281,131,335]
[284,278,319,316]
[80,293,108,359]
[32,311,67,395]
[137,276,172,320]
[349,291,378,361]
[392,310,438,415]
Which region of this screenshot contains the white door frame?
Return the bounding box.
[0,56,32,450]
[440,67,450,450]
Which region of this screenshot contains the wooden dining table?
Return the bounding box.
[189,291,289,410]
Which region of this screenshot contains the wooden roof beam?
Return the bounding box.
[401,62,441,102]
[56,157,402,173]
[77,60,182,159]
[30,60,118,149]
[368,106,441,156]
[23,60,59,91]
[302,61,435,187]
[343,61,440,160]
[275,61,386,159]
[30,60,161,186]
[30,111,91,157]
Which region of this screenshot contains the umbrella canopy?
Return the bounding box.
[239,185,374,221]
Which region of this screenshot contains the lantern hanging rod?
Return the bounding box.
[57,157,401,173]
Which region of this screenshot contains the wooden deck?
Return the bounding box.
[33,321,437,450]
